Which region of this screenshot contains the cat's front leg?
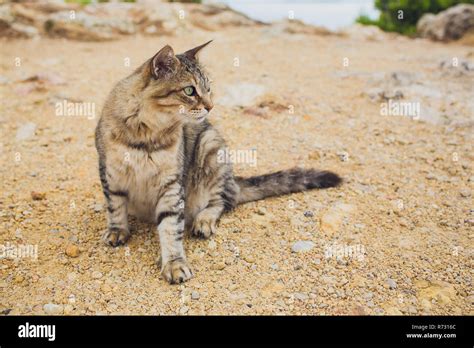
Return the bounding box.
[156,181,193,284]
[99,161,130,247]
[103,191,130,246]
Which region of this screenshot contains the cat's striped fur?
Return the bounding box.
[95,42,341,284]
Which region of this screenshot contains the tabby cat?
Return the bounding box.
[95,41,341,284]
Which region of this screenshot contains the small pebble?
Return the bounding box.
[243,254,255,263]
[387,278,397,289]
[294,292,308,301]
[208,240,217,250]
[43,303,63,315]
[191,291,200,300]
[65,244,80,258]
[291,240,315,253]
[303,210,314,217]
[91,271,103,279]
[31,191,46,201]
[212,262,226,270]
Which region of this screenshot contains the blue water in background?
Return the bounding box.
[218,0,379,30]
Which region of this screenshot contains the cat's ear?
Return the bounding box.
[183,40,213,60]
[150,45,179,80]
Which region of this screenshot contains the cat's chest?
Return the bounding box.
[108,143,180,184]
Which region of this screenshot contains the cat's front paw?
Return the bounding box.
[102,227,130,247]
[191,210,217,239]
[161,258,193,284]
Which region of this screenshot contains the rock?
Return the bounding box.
[460,189,471,198]
[320,204,355,234]
[208,240,217,250]
[188,4,263,31]
[414,280,456,305]
[261,281,285,297]
[386,278,397,289]
[303,211,314,218]
[417,4,474,42]
[65,244,80,258]
[0,4,40,38]
[291,240,315,253]
[43,303,63,315]
[385,306,403,315]
[9,22,39,38]
[93,203,103,212]
[44,10,135,41]
[211,262,226,271]
[293,292,309,301]
[179,306,189,315]
[337,151,349,162]
[420,299,432,311]
[16,122,36,141]
[224,257,234,265]
[242,254,255,263]
[320,212,341,234]
[21,72,66,86]
[218,83,265,107]
[439,59,474,77]
[31,191,46,201]
[191,291,200,300]
[63,304,74,315]
[91,271,103,279]
[352,305,366,315]
[266,19,337,37]
[340,23,388,41]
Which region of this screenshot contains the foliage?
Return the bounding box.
[356,0,474,35]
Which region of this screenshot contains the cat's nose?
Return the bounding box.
[203,100,213,112]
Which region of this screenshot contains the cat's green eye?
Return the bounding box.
[184,86,196,96]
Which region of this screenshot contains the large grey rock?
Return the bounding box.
[417,4,474,41]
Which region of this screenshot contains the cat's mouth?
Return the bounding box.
[189,109,208,122]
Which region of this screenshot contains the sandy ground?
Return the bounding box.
[0,27,473,315]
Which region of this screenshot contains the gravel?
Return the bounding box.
[1,24,471,315]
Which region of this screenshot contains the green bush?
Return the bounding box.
[357,0,474,35]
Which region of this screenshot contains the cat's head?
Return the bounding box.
[142,41,213,123]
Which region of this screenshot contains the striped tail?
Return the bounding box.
[235,168,342,205]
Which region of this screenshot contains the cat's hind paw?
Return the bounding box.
[191,209,218,239]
